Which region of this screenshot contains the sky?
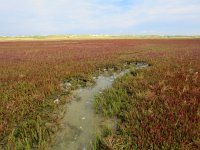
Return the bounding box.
[0,0,200,36]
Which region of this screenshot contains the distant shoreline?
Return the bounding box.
[0,35,200,41]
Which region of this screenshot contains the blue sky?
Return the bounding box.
[0,0,200,36]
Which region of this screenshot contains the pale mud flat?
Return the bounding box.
[52,63,148,150]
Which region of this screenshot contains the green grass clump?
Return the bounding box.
[6,116,50,149]
[95,87,129,117]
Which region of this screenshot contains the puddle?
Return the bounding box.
[52,63,148,150]
[135,62,149,69]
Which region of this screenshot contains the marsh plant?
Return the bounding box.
[0,39,200,149]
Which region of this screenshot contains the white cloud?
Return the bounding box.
[0,0,200,35]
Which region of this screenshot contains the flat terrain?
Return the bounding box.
[0,35,200,41]
[0,39,200,149]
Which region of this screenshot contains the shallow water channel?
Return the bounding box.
[53,70,128,150]
[53,63,148,150]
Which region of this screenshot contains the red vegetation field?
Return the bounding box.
[0,39,200,149]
